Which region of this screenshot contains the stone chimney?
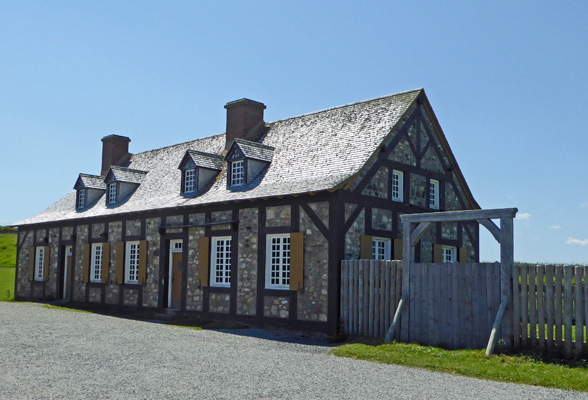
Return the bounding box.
[224,99,266,150]
[101,134,131,176]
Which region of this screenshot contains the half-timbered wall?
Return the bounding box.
[343,102,479,262]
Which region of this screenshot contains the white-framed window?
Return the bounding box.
[372,237,391,260]
[90,243,103,283]
[210,236,232,287]
[442,246,457,263]
[108,183,117,204]
[429,179,440,210]
[125,241,140,284]
[230,160,245,186]
[391,170,404,202]
[184,169,196,192]
[78,189,86,208]
[34,247,45,281]
[266,234,291,290]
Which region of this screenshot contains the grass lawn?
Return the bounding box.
[0,268,15,301]
[331,341,588,392]
[0,233,17,269]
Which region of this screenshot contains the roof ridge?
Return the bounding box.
[187,149,224,159]
[267,88,423,125]
[234,138,275,150]
[110,165,148,174]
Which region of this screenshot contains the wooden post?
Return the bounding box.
[499,217,513,348]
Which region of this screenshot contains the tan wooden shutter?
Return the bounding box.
[459,247,468,263]
[360,235,373,260]
[42,246,50,281]
[138,240,148,285]
[198,237,210,287]
[393,239,403,261]
[433,244,443,263]
[289,232,304,291]
[28,247,35,281]
[83,244,91,283]
[115,242,125,284]
[102,243,111,283]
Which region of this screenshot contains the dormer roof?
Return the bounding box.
[74,174,107,190]
[227,139,274,163]
[105,166,148,185]
[178,150,223,171]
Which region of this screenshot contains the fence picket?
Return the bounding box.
[537,265,545,350]
[512,263,520,347]
[555,266,563,346]
[545,264,555,350]
[520,264,528,347]
[368,261,375,338]
[585,266,588,353]
[574,266,584,359]
[529,265,537,348]
[564,265,573,357]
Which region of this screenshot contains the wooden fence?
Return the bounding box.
[513,264,588,358]
[340,260,502,349]
[340,260,402,339]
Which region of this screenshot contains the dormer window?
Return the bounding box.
[108,183,117,204]
[74,173,106,211]
[77,189,86,208]
[184,169,196,192]
[230,160,245,186]
[225,139,274,189]
[177,150,223,196]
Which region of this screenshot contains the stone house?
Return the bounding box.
[13,89,479,337]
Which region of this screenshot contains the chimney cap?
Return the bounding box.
[224,98,266,110]
[101,134,131,143]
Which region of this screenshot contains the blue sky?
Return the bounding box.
[1,1,586,263]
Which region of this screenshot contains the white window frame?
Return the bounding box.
[372,237,391,260]
[265,234,291,290]
[230,160,245,186]
[125,241,140,284]
[429,179,440,210]
[442,245,457,263]
[78,189,86,208]
[108,183,117,204]
[210,236,232,288]
[184,169,196,193]
[90,243,103,283]
[391,170,404,202]
[34,247,45,281]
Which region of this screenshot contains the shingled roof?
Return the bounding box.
[74,174,106,190]
[181,150,224,171]
[106,166,148,185]
[15,88,476,226]
[230,139,274,162]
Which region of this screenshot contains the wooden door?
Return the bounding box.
[171,252,183,308]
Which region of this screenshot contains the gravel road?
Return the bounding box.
[0,302,586,400]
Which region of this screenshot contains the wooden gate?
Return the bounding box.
[407,262,501,349]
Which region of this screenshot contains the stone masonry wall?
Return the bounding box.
[46,227,60,299]
[237,208,258,316]
[209,292,230,313]
[16,230,33,297]
[266,205,290,227]
[186,213,205,311]
[345,207,365,260]
[264,296,289,319]
[105,221,122,304]
[297,206,328,322]
[143,217,161,308]
[73,225,89,302]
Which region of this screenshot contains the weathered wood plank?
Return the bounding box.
[478,263,489,349]
[431,263,440,346]
[368,261,375,338]
[574,266,584,359]
[528,265,537,348]
[358,260,364,336]
[555,266,563,346]
[512,263,520,348]
[395,261,403,340]
[470,263,481,349]
[341,261,349,334]
[585,265,588,353]
[353,260,359,335]
[363,259,370,337]
[499,218,514,347]
[400,208,518,224]
[379,261,387,338]
[564,265,573,358]
[537,265,545,350]
[545,264,555,351]
[464,263,474,348]
[452,261,459,348]
[442,263,452,348]
[520,264,528,347]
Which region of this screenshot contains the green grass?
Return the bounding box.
[0,268,15,301]
[0,233,17,269]
[330,341,588,392]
